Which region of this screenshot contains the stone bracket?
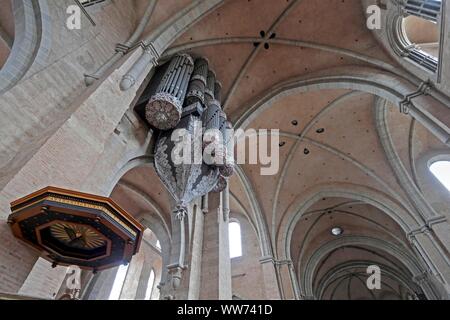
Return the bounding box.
[407,215,448,242]
[399,81,432,114]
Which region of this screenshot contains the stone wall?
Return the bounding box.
[0,1,151,293]
[120,239,162,300]
[0,0,136,193]
[84,234,162,300]
[0,223,37,294]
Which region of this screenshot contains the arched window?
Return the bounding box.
[108,264,129,300]
[80,0,107,8]
[403,0,442,22]
[144,269,156,300]
[403,15,439,59]
[229,221,242,259]
[430,161,450,192]
[391,0,442,73]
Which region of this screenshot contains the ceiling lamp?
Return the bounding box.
[8,187,144,272]
[331,227,343,236]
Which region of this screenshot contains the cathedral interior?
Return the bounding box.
[0,0,450,301]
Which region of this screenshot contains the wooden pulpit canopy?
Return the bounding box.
[8,187,144,272]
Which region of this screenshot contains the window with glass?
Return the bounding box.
[430,161,450,192]
[79,0,106,7]
[397,0,442,73]
[229,221,243,259]
[144,269,156,300]
[108,264,129,300]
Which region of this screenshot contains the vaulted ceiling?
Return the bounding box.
[114,0,449,299]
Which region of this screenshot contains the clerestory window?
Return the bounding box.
[430,161,450,192]
[144,269,156,300]
[395,0,442,73]
[229,221,243,259]
[79,0,107,8]
[108,263,129,300]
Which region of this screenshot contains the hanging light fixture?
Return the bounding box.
[331,227,343,236]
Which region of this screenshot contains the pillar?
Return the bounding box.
[199,191,232,300]
[409,224,450,299]
[83,267,119,300]
[120,251,145,300]
[159,199,191,300]
[188,203,205,300]
[135,261,153,300]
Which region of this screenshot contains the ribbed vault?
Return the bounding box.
[107,0,450,300]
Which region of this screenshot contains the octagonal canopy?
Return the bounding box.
[8,187,145,271]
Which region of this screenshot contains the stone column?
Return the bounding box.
[409,224,450,298]
[259,257,282,300]
[278,261,296,300]
[401,101,450,146]
[78,270,95,299]
[83,267,119,300]
[199,191,232,300]
[151,267,162,300]
[188,202,205,300]
[287,261,302,300]
[120,251,145,300]
[413,271,442,299]
[219,187,232,299]
[135,262,153,300]
[159,199,191,300]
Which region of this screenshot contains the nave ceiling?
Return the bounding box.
[108,0,450,299]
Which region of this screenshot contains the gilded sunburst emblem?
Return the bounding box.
[50,222,106,250]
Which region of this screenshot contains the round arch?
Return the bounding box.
[361,0,443,83]
[0,0,51,94]
[107,153,174,290]
[231,67,450,147]
[277,182,425,262]
[316,261,421,300]
[138,213,171,289]
[301,235,434,299]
